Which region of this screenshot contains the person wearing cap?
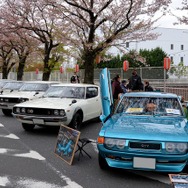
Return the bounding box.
[127,69,143,91]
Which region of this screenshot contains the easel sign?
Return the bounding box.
[54,124,80,165]
[169,174,188,188]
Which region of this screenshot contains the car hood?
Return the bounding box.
[0,91,44,99]
[102,114,188,142]
[14,97,83,109]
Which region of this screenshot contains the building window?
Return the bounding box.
[181,45,184,50]
[181,57,184,62]
[171,44,174,50]
[170,56,173,62]
[126,42,129,48]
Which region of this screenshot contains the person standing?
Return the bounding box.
[120,80,127,93]
[112,75,123,112]
[144,81,154,91]
[70,72,80,83]
[127,70,143,91]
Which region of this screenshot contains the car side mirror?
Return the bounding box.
[69,99,77,106]
[100,114,106,123]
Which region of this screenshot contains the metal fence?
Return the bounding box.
[1,66,188,100]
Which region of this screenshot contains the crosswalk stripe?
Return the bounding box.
[0,148,45,160]
[0,134,19,139]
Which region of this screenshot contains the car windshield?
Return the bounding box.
[43,86,85,99]
[116,96,183,116]
[0,81,9,88]
[3,82,24,90]
[19,83,49,91]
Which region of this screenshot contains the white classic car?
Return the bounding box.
[0,80,24,95]
[12,83,102,131]
[0,81,60,116]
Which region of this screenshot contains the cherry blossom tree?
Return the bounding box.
[1,0,66,81]
[59,0,171,83]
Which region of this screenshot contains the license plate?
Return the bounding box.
[133,157,156,169]
[33,119,44,124]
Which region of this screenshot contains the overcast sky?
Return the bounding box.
[154,0,188,29]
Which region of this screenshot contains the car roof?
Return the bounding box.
[123,92,178,98]
[23,81,61,84]
[50,83,99,87]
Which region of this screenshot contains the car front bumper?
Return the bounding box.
[98,145,188,172]
[12,114,68,126]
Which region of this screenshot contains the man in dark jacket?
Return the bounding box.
[128,70,143,91]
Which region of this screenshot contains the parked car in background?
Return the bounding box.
[0,80,24,95]
[0,81,60,116]
[12,83,102,131]
[97,68,188,173]
[0,79,13,90]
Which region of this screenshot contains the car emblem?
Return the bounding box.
[141,144,150,148]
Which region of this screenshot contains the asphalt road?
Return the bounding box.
[0,111,172,188]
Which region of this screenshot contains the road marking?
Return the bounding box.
[132,171,171,185]
[0,148,45,160]
[0,134,19,139]
[0,175,62,188]
[0,176,9,187]
[46,164,82,188]
[0,123,4,127]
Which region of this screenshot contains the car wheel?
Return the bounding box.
[70,113,82,130]
[98,153,109,170]
[22,123,35,131]
[2,109,12,116]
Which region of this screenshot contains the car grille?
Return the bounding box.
[24,108,54,115]
[0,97,19,103]
[129,142,161,150]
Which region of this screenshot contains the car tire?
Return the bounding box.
[70,113,82,130]
[2,109,12,116]
[98,153,109,170]
[22,123,35,131]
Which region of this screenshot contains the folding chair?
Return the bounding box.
[75,138,92,161]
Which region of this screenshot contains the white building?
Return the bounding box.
[126,27,188,65]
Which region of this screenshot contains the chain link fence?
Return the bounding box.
[1,66,188,100]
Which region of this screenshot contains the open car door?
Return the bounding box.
[99,68,113,122]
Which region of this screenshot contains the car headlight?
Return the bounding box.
[59,110,65,116]
[177,143,187,153]
[15,108,20,113]
[116,140,126,149]
[54,110,59,115]
[19,98,28,102]
[105,138,116,148]
[166,142,187,153]
[166,143,176,153]
[104,138,126,149]
[21,108,26,113]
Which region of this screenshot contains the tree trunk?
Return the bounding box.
[2,66,8,79]
[83,52,95,84]
[42,70,51,81]
[17,59,26,81]
[42,61,51,81]
[2,62,8,79]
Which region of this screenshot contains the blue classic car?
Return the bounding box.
[97,68,188,172]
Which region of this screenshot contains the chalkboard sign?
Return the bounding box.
[54,124,80,165]
[169,174,188,188]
